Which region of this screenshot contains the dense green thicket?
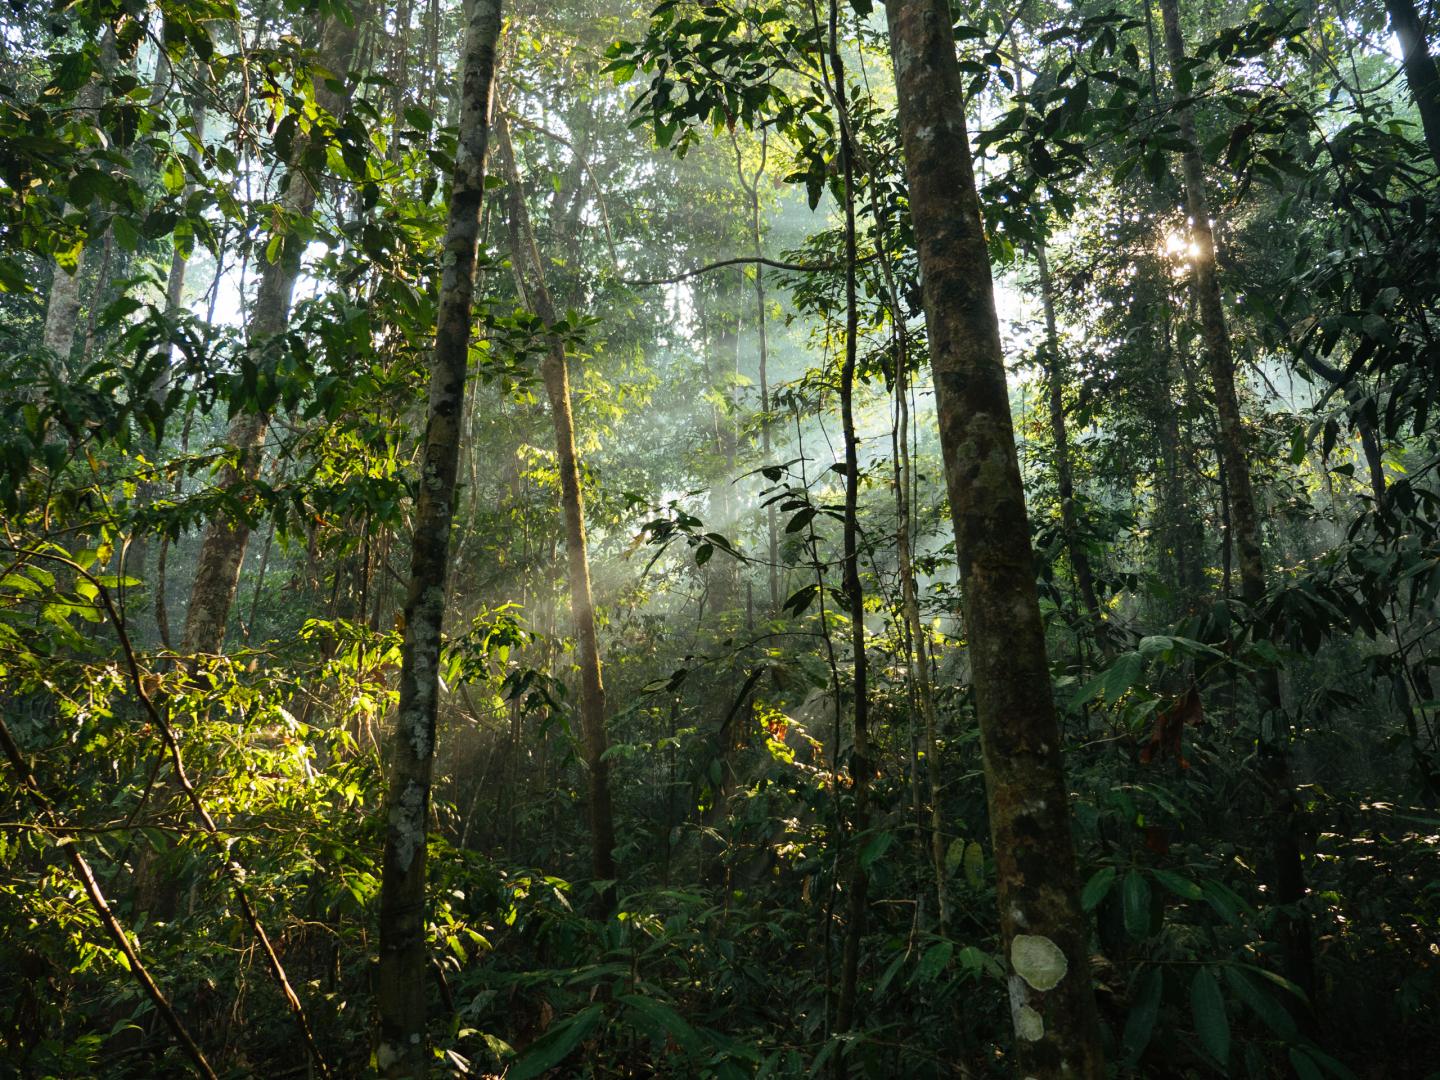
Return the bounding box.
[1,0,1438,1076]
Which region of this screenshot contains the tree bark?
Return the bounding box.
[883,0,1105,1073]
[1385,0,1440,170]
[731,129,780,611]
[829,0,871,1035]
[180,17,358,655]
[42,33,115,369]
[375,0,503,1074]
[893,330,949,930]
[125,102,208,620]
[1153,283,1207,606]
[1035,242,1101,623]
[494,109,618,895]
[1159,0,1314,1002]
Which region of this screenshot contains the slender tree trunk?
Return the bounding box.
[1385,0,1440,169]
[1036,242,1101,623]
[883,0,1104,1073]
[181,17,358,655]
[827,1,872,1037]
[1159,0,1314,1002]
[126,102,209,615]
[495,109,618,895]
[375,1,502,1074]
[1153,283,1206,605]
[42,33,115,369]
[731,130,780,611]
[893,330,949,930]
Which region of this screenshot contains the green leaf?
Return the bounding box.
[1123,869,1151,939]
[508,1005,604,1080]
[874,950,906,998]
[1080,866,1116,911]
[1151,868,1202,900]
[620,994,702,1056]
[1289,1047,1325,1080]
[944,837,966,875]
[962,841,984,889]
[1121,966,1163,1065]
[1190,968,1229,1067]
[915,939,952,982]
[858,829,894,871]
[1222,967,1296,1039]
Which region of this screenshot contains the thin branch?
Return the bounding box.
[620,254,862,287]
[6,545,334,1080]
[0,717,218,1080]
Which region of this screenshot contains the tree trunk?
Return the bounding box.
[180,19,357,655]
[375,1,503,1074]
[42,33,114,369]
[1035,242,1101,623]
[1154,284,1207,605]
[125,101,209,622]
[893,330,949,931]
[1159,0,1314,1002]
[1385,0,1440,169]
[495,109,618,895]
[883,0,1105,1073]
[731,129,780,611]
[830,4,871,1034]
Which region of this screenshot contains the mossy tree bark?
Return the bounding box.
[884,0,1105,1073]
[1159,0,1314,1002]
[495,109,618,896]
[375,0,503,1074]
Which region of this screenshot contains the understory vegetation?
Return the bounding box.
[2,0,1439,1076]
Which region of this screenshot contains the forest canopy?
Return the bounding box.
[1,0,1439,1076]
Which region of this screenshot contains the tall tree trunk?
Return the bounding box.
[883,0,1105,1073]
[42,32,115,369]
[1159,0,1314,1002]
[1035,242,1101,623]
[1153,281,1207,606]
[731,130,780,611]
[180,18,357,655]
[825,0,873,1037]
[375,1,503,1074]
[1385,0,1440,169]
[125,101,208,614]
[495,109,618,895]
[893,330,949,930]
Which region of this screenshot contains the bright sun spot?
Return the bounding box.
[1163,230,1200,260]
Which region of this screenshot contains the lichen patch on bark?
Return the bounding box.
[1011,933,1069,991]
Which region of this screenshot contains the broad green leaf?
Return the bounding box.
[1190,968,1229,1067]
[1123,869,1151,939]
[916,940,952,982]
[508,1004,604,1080]
[963,841,984,889]
[1289,1047,1325,1080]
[620,993,702,1055]
[1223,967,1296,1039]
[859,830,895,871]
[1151,868,1203,900]
[1080,866,1116,911]
[1121,966,1163,1064]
